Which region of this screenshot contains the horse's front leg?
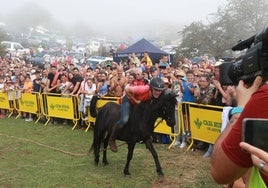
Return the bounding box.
[144,139,164,178]
[123,142,136,177]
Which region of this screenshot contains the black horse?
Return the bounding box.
[89,92,177,178]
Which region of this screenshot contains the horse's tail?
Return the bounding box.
[91,105,108,155]
[90,95,98,117]
[90,103,120,158]
[93,106,109,142]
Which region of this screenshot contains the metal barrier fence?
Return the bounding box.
[182,102,224,151]
[41,93,80,130]
[154,103,183,149]
[14,92,42,123]
[0,92,15,118]
[2,91,225,150]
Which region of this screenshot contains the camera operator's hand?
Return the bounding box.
[240,142,268,176]
[236,76,263,108]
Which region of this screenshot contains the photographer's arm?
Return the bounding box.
[211,113,246,184]
[211,76,263,184]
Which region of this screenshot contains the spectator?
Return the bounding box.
[80,62,88,75]
[22,74,33,121]
[92,67,101,85]
[4,80,15,115]
[33,71,42,93]
[159,54,169,68]
[86,67,94,79]
[142,71,150,82]
[57,74,73,95]
[195,74,215,105]
[162,77,171,93]
[46,66,60,94]
[126,72,136,85]
[195,74,216,157]
[109,66,128,97]
[172,69,185,102]
[212,61,236,107]
[199,59,207,70]
[213,80,235,107]
[32,70,42,120]
[149,66,159,79]
[140,52,152,67]
[96,71,109,98]
[170,69,185,147]
[129,53,141,67]
[179,70,197,148]
[40,69,49,93]
[69,67,84,95]
[191,63,200,75]
[0,76,6,117]
[211,76,268,186]
[78,78,96,121]
[12,66,20,83]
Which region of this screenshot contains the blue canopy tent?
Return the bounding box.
[113,38,171,64]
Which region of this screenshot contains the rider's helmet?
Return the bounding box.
[150,77,165,91]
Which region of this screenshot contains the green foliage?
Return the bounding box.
[0,118,221,187]
[178,0,268,60]
[0,28,11,58]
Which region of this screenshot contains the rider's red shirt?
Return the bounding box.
[126,79,150,105]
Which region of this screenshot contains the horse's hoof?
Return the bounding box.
[158,175,164,182]
[124,174,131,178]
[103,161,109,166]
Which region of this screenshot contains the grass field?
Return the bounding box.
[0,117,222,188]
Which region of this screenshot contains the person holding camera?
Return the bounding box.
[211,76,268,186]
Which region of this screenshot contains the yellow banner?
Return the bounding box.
[0,92,10,109]
[17,93,39,114]
[46,96,74,119]
[189,104,223,144]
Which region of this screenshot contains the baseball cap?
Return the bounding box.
[149,66,157,73]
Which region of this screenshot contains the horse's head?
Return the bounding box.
[159,91,177,127]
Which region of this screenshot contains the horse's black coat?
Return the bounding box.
[89,92,177,177]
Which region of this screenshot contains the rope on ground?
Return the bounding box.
[0,132,87,156]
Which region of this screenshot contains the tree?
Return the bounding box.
[178,0,268,60]
[0,28,11,58]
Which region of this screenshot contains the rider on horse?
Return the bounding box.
[108,72,165,153]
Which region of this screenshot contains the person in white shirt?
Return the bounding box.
[78,78,96,120]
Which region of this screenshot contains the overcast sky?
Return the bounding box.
[2,0,227,39]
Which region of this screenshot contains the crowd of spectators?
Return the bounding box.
[0,51,237,156]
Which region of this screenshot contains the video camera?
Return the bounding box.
[220,27,268,85]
